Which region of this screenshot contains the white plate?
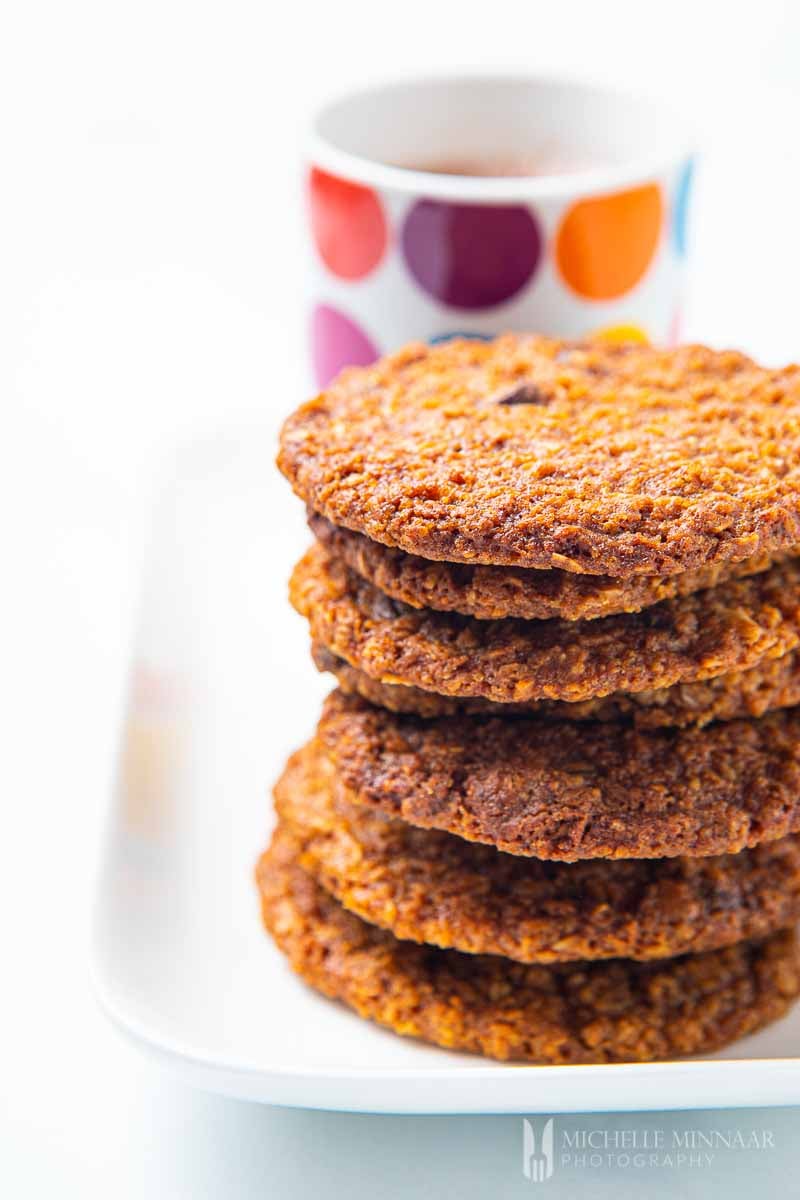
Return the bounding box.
[92,435,800,1114]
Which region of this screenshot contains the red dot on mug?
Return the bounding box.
[309,168,388,280]
[311,304,379,388]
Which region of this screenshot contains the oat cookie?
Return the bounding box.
[257,827,800,1063]
[317,690,800,861]
[279,336,800,575]
[292,543,800,704]
[310,511,792,622]
[276,740,800,963]
[311,642,800,730]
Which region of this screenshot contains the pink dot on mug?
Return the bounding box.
[310,304,380,388]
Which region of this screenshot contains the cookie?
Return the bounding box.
[292,543,800,704]
[278,336,800,576]
[311,642,800,731]
[257,827,800,1063]
[317,690,800,861]
[310,511,792,622]
[275,740,800,963]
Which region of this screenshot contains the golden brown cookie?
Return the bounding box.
[275,740,800,963]
[278,336,800,576]
[292,542,800,704]
[311,642,800,731]
[257,827,800,1063]
[317,690,800,861]
[310,511,793,622]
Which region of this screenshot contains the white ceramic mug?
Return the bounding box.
[305,76,694,387]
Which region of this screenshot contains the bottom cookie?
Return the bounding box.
[257,827,800,1064]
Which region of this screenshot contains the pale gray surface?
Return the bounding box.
[103,1085,800,1199]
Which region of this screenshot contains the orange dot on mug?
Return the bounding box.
[556,185,663,301]
[309,168,388,280]
[591,323,650,345]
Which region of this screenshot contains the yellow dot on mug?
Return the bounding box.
[592,323,650,345]
[556,185,663,301]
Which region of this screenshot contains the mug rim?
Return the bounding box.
[307,72,695,202]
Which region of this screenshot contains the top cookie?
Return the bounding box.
[279,336,800,576]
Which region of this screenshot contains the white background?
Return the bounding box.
[4,1,800,1195]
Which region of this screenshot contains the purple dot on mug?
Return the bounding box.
[402,201,542,310]
[310,304,379,388]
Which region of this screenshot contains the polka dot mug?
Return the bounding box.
[306,76,694,387]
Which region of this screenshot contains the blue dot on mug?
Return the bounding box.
[402,201,542,310]
[429,331,493,344]
[310,304,379,388]
[673,159,694,257]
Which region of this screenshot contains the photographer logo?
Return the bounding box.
[522,1118,555,1183]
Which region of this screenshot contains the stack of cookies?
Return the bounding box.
[259,335,800,1064]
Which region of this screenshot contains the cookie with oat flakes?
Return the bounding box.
[279,335,800,575]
